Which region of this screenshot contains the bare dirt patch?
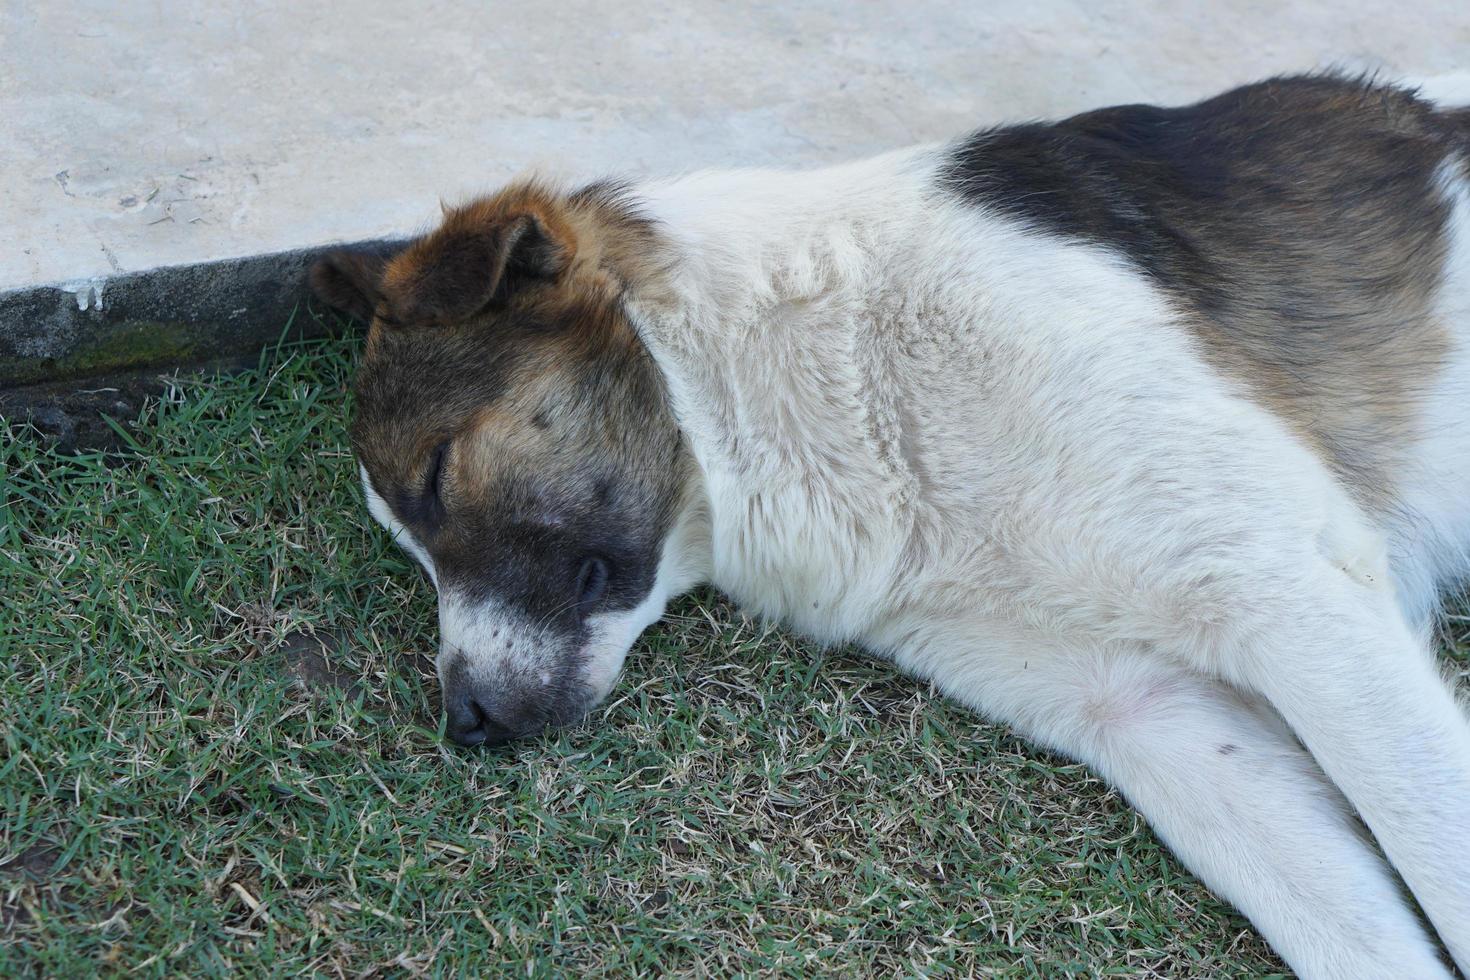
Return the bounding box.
[0,844,61,880]
[281,630,362,696]
[1,843,63,929]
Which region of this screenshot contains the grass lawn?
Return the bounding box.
[7,327,1462,976]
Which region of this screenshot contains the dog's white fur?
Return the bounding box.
[362,92,1470,977]
[598,143,1470,977]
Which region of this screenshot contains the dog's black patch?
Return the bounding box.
[942,74,1459,315]
[942,74,1468,506]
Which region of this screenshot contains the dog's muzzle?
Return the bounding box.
[438,647,587,748]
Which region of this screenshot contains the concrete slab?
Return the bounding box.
[4,1,1469,383]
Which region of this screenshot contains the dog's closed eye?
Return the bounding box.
[425,441,450,503]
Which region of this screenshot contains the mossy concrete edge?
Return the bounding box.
[0,240,403,389]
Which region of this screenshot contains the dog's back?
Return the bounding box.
[634,74,1470,632]
[946,75,1470,622]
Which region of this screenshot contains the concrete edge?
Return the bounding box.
[0,239,405,389]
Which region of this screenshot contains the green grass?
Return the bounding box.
[11,326,1430,977]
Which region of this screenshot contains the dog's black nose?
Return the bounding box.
[446,694,517,748]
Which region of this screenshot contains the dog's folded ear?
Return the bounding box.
[310,190,578,330]
[309,248,391,324]
[380,213,569,327]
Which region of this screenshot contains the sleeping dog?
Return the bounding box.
[310,74,1470,977]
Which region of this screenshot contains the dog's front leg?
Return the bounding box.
[881,622,1453,979]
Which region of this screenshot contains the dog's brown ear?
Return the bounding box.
[309,249,389,323]
[382,210,572,327]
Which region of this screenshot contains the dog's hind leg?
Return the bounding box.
[1202,563,1470,974]
[891,628,1452,979]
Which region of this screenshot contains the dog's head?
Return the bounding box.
[310,182,704,746]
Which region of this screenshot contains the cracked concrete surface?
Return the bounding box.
[3,1,1468,384]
